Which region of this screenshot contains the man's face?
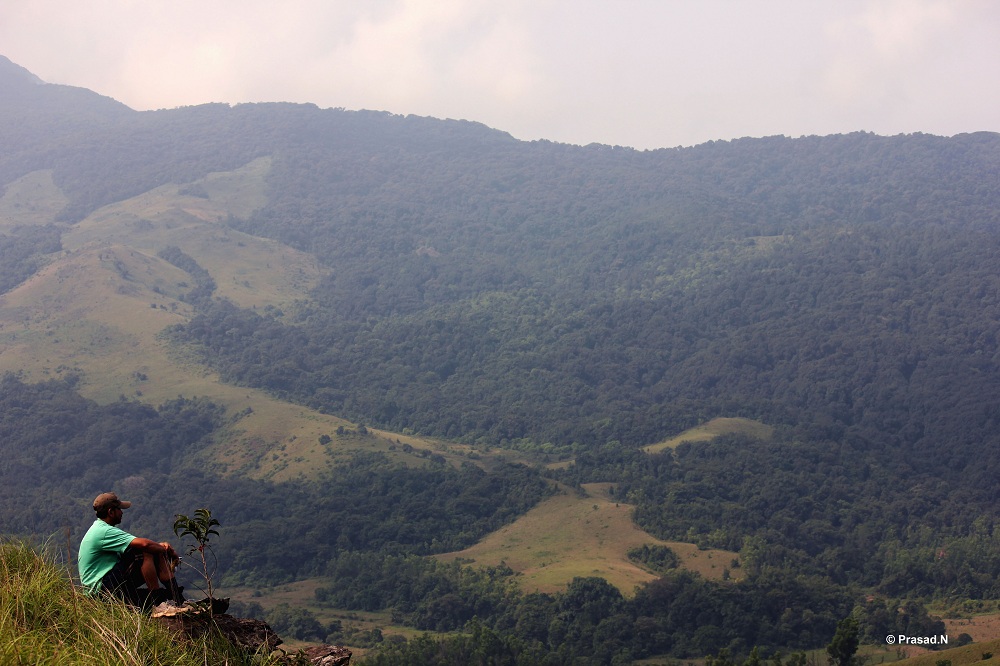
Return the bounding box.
[108,506,123,526]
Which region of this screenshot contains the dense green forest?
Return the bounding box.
[0,375,877,662]
[242,551,947,663]
[185,130,1000,453]
[161,125,1000,607]
[566,436,1000,598]
[0,224,62,293]
[0,375,549,585]
[3,54,1000,662]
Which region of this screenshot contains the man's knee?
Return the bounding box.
[101,561,141,606]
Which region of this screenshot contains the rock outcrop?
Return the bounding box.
[155,608,351,665]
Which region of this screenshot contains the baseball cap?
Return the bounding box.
[93,492,132,512]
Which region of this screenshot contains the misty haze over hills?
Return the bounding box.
[2,54,1000,662]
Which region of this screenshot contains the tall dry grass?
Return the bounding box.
[0,540,274,665]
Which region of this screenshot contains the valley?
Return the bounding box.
[3,53,1000,663]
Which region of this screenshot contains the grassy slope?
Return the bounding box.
[1,159,748,610]
[429,422,763,597]
[436,481,742,596]
[222,477,743,653]
[0,161,392,482]
[60,157,321,311]
[891,638,1000,666]
[0,540,268,665]
[0,161,538,485]
[892,613,1000,664]
[643,417,774,453]
[0,169,69,228]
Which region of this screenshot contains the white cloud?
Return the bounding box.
[812,0,999,137]
[821,0,953,103]
[0,0,997,148]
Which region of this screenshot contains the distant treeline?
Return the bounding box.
[0,375,549,585]
[156,245,217,302]
[254,550,945,664]
[564,435,1000,598]
[0,373,955,661]
[154,127,1000,601]
[159,128,1000,453]
[0,225,62,294]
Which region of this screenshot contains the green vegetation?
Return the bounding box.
[826,615,861,666]
[434,482,739,594]
[643,418,774,454]
[173,507,222,605]
[157,245,217,303]
[4,54,1000,662]
[561,435,1000,599]
[626,544,680,576]
[0,374,551,590]
[0,540,269,665]
[311,551,854,663]
[0,224,61,293]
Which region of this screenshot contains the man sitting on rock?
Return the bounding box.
[78,492,184,607]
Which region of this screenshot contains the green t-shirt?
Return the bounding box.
[78,519,136,596]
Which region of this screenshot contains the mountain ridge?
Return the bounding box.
[0,54,45,87]
[4,54,1000,662]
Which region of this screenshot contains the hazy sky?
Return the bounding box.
[2,0,997,149]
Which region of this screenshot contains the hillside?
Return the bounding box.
[437,482,742,595]
[893,638,1000,666]
[0,163,353,481]
[0,540,273,664]
[3,53,1000,662]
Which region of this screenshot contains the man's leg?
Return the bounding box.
[101,555,142,606]
[136,549,184,603]
[156,551,185,603]
[137,550,161,591]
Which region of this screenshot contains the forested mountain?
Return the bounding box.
[2,54,1000,662]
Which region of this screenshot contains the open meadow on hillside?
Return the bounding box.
[438,482,741,595]
[643,417,774,453]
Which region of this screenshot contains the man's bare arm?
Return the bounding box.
[129,537,178,560]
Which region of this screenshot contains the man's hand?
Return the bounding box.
[129,537,179,561]
[159,542,179,561]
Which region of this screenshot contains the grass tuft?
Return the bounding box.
[0,539,276,665]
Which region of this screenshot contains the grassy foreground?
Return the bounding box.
[0,540,274,665]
